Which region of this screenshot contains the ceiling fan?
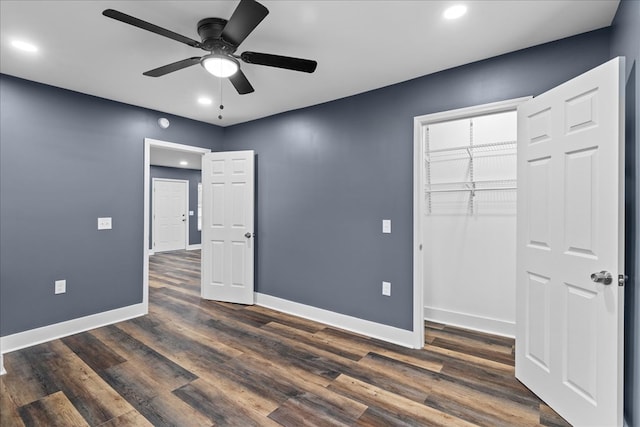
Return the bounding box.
[102,0,317,95]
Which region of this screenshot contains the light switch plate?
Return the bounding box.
[382,281,391,296]
[382,219,391,234]
[98,217,112,230]
[55,279,66,294]
[189,211,194,216]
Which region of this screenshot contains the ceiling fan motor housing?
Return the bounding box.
[197,18,236,54]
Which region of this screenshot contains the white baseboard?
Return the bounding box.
[149,244,199,255]
[255,293,416,348]
[0,303,147,359]
[424,305,515,338]
[0,353,5,375]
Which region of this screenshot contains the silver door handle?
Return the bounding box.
[244,232,253,238]
[590,271,612,285]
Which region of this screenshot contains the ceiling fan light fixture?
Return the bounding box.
[202,54,239,78]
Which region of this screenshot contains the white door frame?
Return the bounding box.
[143,138,211,313]
[152,177,189,253]
[412,97,531,349]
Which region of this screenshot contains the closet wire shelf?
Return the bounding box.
[425,140,517,162]
[424,120,516,214]
[425,179,517,195]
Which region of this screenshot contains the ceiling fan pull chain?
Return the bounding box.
[218,76,224,120]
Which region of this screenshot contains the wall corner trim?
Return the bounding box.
[255,293,416,348]
[0,303,147,358]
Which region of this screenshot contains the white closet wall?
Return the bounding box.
[423,111,517,336]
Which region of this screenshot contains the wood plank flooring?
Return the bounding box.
[0,250,572,426]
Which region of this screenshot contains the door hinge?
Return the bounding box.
[618,274,628,287]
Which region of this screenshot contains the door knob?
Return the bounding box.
[590,271,613,285]
[244,232,253,238]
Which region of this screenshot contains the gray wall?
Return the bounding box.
[149,165,202,249]
[0,76,223,336]
[223,28,612,331]
[610,0,640,425]
[1,6,638,424]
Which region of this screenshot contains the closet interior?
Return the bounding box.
[422,110,518,336]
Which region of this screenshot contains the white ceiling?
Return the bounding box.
[150,146,203,170]
[1,1,619,127]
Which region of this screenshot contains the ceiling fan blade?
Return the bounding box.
[229,70,255,94]
[102,9,202,48]
[240,52,317,73]
[143,57,202,77]
[221,0,269,46]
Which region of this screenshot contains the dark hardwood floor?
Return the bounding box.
[1,250,571,426]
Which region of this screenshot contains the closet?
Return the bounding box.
[422,108,518,336]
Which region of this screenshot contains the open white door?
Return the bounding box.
[516,57,625,426]
[201,150,255,304]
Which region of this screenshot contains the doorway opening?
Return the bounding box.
[412,97,530,349]
[143,138,210,312]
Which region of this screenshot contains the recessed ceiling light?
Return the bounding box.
[11,40,38,53]
[179,160,188,166]
[443,4,467,20]
[198,97,212,105]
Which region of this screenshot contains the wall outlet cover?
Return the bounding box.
[98,217,112,230]
[382,219,391,234]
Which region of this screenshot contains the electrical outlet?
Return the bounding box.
[382,219,391,234]
[98,217,112,230]
[382,281,391,296]
[55,279,66,294]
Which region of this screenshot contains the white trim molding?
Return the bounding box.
[0,353,5,375]
[424,306,515,338]
[255,293,417,348]
[0,303,146,356]
[187,244,202,251]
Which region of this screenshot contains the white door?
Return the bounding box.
[153,179,188,252]
[201,151,255,304]
[516,57,625,426]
